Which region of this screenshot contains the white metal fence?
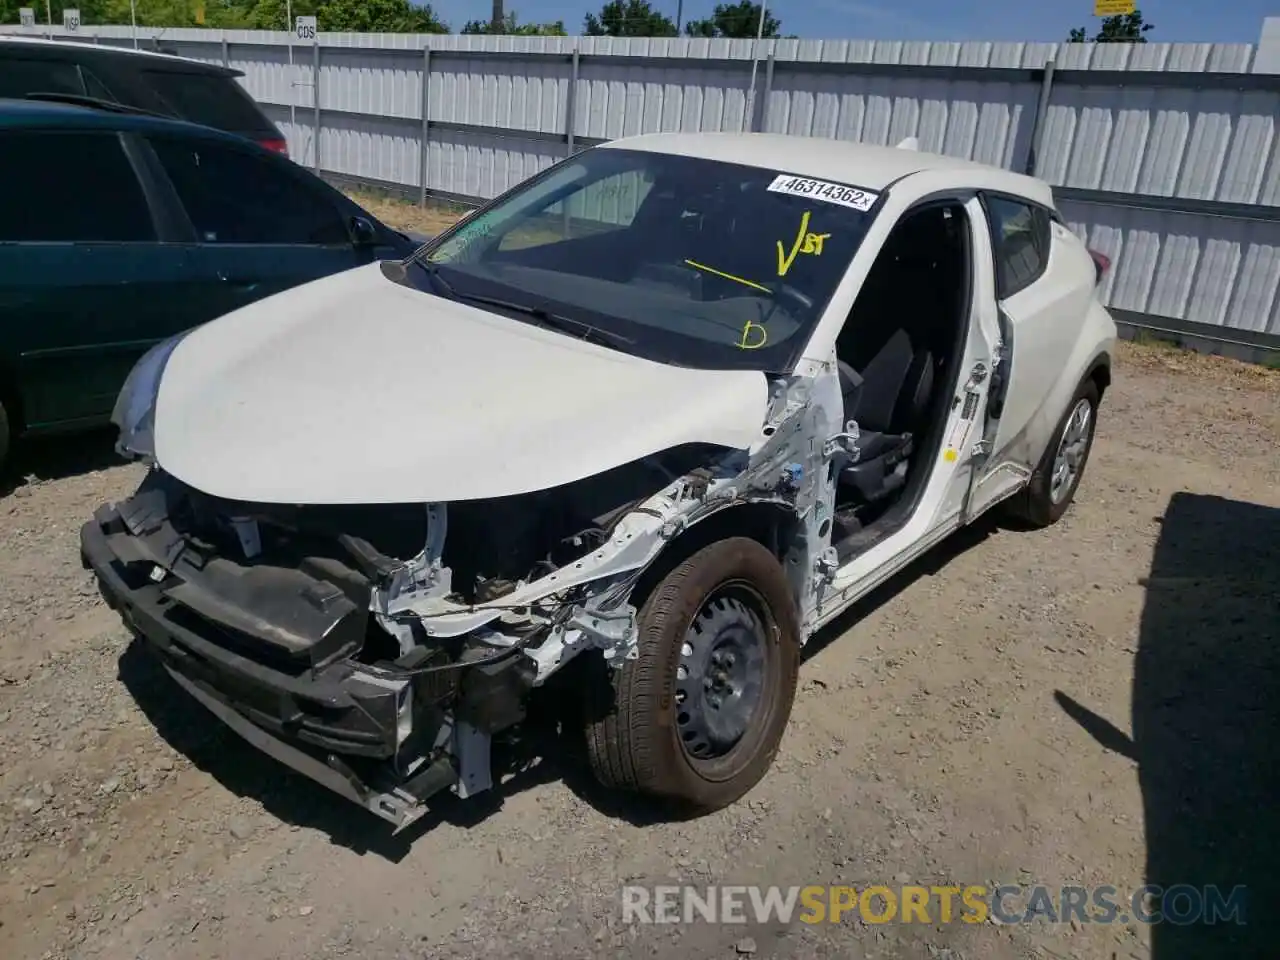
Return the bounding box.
[5,24,1280,357]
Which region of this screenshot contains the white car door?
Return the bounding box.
[965,194,1095,517]
[816,195,1004,623]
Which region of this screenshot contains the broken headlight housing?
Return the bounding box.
[112,331,192,461]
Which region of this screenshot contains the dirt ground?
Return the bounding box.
[2,225,1277,958]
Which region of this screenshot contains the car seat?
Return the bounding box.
[835,210,952,506]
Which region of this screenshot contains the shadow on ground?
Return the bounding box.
[1055,492,1278,959]
[115,637,579,863]
[1,428,125,495]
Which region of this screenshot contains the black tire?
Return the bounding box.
[584,536,800,812]
[1004,379,1100,528]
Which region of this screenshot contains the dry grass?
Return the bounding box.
[350,187,1279,385]
[347,189,468,238]
[1117,338,1280,391]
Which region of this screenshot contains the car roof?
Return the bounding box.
[602,131,1053,206]
[0,35,240,75]
[0,95,252,141]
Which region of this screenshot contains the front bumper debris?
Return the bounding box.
[79,482,533,830]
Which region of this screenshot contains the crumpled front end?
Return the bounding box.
[81,373,841,829]
[80,469,537,829]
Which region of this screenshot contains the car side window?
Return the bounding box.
[0,131,155,243]
[985,195,1050,299]
[146,136,349,245]
[0,58,84,98]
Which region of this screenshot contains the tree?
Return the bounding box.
[684,1,779,39]
[2,0,449,30]
[96,0,251,28]
[584,0,676,37]
[248,0,449,32]
[1068,8,1154,43]
[461,11,565,35]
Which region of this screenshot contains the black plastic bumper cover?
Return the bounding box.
[81,505,415,761]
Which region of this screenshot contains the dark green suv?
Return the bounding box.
[0,35,289,154]
[0,98,417,472]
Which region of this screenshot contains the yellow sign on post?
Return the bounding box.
[1094,0,1136,14]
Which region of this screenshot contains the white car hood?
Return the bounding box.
[153,262,770,505]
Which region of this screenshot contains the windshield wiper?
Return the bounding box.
[406,260,633,350]
[445,287,634,350]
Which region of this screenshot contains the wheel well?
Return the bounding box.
[1087,353,1111,399]
[627,502,802,611]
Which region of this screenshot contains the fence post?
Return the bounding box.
[565,44,580,157]
[419,45,431,207]
[1025,58,1056,177]
[311,39,321,174]
[221,33,229,68]
[753,51,775,133]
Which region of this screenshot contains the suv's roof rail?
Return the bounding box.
[21,91,168,119]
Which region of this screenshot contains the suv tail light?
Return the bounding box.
[1088,249,1111,286]
[258,138,289,157]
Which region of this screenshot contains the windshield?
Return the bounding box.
[410,147,881,371]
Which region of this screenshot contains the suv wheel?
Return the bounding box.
[585,537,800,811]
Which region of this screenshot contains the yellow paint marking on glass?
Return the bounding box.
[776,210,831,277]
[943,448,958,462]
[683,259,771,293]
[737,320,768,350]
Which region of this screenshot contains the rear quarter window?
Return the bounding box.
[140,70,272,134]
[985,195,1052,300]
[0,58,84,98]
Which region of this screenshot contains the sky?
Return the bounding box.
[426,0,1278,45]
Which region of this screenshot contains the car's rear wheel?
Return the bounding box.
[1005,380,1100,528]
[584,537,799,811]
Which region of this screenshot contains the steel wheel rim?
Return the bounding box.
[1050,397,1093,505]
[673,583,770,764]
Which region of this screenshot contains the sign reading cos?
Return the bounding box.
[295,15,317,41]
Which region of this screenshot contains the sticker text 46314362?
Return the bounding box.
[766,174,879,212]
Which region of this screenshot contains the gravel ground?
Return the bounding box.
[2,297,1277,958]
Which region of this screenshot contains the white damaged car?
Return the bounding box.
[81,132,1116,828]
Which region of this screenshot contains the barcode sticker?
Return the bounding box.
[766,174,878,212]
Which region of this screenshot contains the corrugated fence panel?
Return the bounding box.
[425,130,564,199]
[319,113,421,187]
[1061,201,1280,334]
[2,24,1277,343]
[433,57,567,135]
[765,73,1036,171]
[1040,84,1280,203]
[320,46,421,122]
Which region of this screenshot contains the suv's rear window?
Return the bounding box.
[0,58,84,98]
[141,70,270,133]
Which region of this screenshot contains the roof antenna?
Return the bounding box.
[895,136,920,151]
